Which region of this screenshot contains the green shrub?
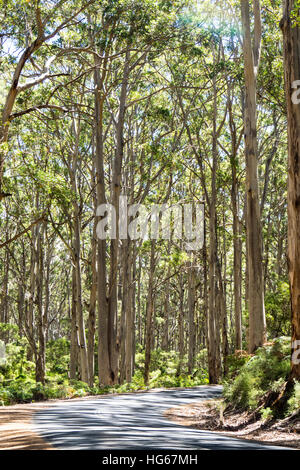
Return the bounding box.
[265,283,291,337]
[224,337,291,411]
[0,343,209,405]
[134,348,209,388]
[0,339,35,381]
[287,381,300,415]
[224,370,261,409]
[260,407,274,421]
[226,351,251,379]
[46,338,70,375]
[0,388,13,406]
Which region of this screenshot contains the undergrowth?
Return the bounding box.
[0,339,208,405]
[223,337,299,418]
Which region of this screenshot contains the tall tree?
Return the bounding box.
[240,0,266,352]
[0,0,96,198]
[281,0,300,380]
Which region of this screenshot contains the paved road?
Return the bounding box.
[34,386,289,450]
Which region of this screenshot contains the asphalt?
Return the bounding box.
[33,386,291,450]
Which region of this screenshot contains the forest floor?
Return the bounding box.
[165,399,300,449]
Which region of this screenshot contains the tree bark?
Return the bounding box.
[177,272,185,376]
[281,0,300,380]
[87,220,97,386]
[188,260,196,375]
[207,55,222,384]
[93,52,111,386]
[162,267,170,351]
[0,246,9,342]
[70,267,79,380]
[107,45,131,384]
[228,83,243,350]
[70,117,89,384]
[240,0,266,352]
[144,241,155,386]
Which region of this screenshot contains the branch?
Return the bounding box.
[126,87,169,108]
[10,104,69,121]
[0,216,45,249]
[252,0,262,73]
[17,55,58,92]
[43,0,97,43]
[48,211,73,257]
[35,4,45,39]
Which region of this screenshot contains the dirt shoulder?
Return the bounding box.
[164,400,300,449]
[0,402,53,450]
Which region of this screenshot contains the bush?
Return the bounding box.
[135,348,209,388]
[0,339,35,381]
[46,338,70,375]
[226,351,251,379]
[224,370,261,409]
[265,283,291,337]
[0,342,209,405]
[260,407,273,421]
[224,337,291,411]
[287,381,300,415]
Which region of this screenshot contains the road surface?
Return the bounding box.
[33,386,289,450]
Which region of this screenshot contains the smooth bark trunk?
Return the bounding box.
[281,0,300,379]
[241,0,266,352]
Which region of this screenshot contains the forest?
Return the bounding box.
[0,0,299,447]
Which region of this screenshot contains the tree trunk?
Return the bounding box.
[107,46,131,385]
[281,0,300,380]
[0,246,9,342]
[240,0,266,352]
[125,242,134,383]
[217,260,229,377]
[87,220,97,386]
[35,221,46,385]
[162,267,170,351]
[70,266,79,380]
[207,59,221,384]
[93,55,112,386]
[228,85,243,350]
[70,117,89,384]
[188,260,196,375]
[177,273,185,376]
[144,241,155,386]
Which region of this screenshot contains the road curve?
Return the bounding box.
[33,386,289,450]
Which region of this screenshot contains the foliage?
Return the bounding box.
[0,338,35,383]
[0,340,208,405]
[223,337,291,411]
[226,351,251,379]
[260,407,273,421]
[0,0,297,417]
[46,338,70,375]
[265,282,291,338]
[287,381,300,415]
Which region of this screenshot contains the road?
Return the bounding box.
[33,386,289,450]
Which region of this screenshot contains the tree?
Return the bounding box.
[240,0,266,352]
[0,0,96,198]
[0,0,294,399]
[281,0,300,380]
